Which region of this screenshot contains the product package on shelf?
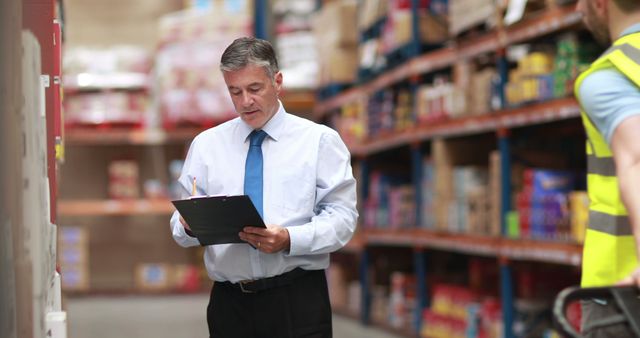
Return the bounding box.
[273,0,319,89]
[367,89,396,138]
[415,76,467,124]
[553,33,600,98]
[370,285,390,324]
[393,89,414,131]
[389,272,417,330]
[421,158,437,229]
[135,262,201,293]
[277,31,318,89]
[505,36,600,107]
[64,91,149,128]
[135,263,172,292]
[449,166,489,234]
[156,5,252,129]
[108,160,140,199]
[422,284,502,338]
[514,169,577,240]
[506,50,555,107]
[432,138,496,234]
[568,191,588,243]
[363,171,414,229]
[58,226,90,291]
[335,99,367,147]
[63,46,152,129]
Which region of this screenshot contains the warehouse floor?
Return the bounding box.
[65,294,404,338]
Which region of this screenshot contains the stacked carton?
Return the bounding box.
[312,0,359,86]
[449,0,497,36]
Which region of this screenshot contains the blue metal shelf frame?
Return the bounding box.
[410,0,422,58]
[360,248,371,325]
[414,248,428,334]
[498,127,515,338]
[411,144,428,335]
[359,158,371,325]
[254,0,268,40]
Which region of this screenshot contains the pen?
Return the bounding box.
[192,177,197,196]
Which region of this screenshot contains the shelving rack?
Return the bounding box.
[318,2,587,337]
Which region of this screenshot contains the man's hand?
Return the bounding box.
[617,266,640,288]
[179,215,191,231]
[239,224,290,253]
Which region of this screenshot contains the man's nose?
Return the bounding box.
[241,92,253,107]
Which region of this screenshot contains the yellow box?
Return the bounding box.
[569,191,589,243]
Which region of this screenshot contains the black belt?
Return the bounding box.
[224,268,311,293]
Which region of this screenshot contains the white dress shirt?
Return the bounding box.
[169,102,358,283]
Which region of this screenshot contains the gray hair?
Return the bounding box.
[220,37,279,79]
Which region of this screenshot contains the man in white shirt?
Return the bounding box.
[169,37,358,338]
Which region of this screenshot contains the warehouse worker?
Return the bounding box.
[575,0,640,335]
[169,37,358,338]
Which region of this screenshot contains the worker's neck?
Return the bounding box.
[609,9,640,40]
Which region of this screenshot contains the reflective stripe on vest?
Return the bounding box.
[588,210,632,235]
[603,43,640,63]
[587,154,616,176]
[575,32,640,287]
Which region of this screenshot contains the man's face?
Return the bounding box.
[223,64,282,130]
[576,0,611,45]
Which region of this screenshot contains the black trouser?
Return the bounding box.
[208,269,332,338]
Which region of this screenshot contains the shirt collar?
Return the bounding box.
[620,23,640,37]
[240,100,287,143]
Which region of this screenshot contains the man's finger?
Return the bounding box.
[243,226,269,235]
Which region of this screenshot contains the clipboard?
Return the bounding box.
[171,195,265,245]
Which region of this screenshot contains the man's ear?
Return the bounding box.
[274,71,283,94]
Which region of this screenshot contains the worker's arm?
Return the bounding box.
[611,115,640,287]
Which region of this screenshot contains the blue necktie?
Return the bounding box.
[244,130,268,218]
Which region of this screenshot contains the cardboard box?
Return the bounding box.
[313,0,358,47]
[358,0,389,32]
[391,11,448,48]
[449,0,497,35]
[317,46,359,85]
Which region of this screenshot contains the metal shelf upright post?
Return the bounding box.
[410,0,422,57]
[359,157,371,325]
[498,127,515,338]
[414,248,428,335]
[411,142,428,334]
[254,0,268,40]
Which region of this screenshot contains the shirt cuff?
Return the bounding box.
[286,225,311,256]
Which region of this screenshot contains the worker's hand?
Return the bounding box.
[179,215,191,231]
[616,266,640,288]
[239,224,290,253]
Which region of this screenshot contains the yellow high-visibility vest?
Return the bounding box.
[574,32,640,287]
